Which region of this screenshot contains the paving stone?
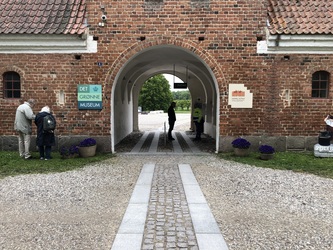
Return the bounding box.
[166,242,177,248]
[141,244,154,250]
[141,163,199,249]
[156,243,164,248]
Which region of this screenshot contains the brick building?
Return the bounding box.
[0,0,332,153]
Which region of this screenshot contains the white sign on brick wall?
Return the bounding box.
[228,84,253,108]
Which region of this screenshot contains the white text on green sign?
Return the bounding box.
[77,84,102,110]
[78,85,102,101]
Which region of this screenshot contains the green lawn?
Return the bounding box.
[0,151,113,179]
[1,150,332,180]
[218,151,333,179]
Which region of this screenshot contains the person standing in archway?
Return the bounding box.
[168,102,176,140]
[193,100,204,141]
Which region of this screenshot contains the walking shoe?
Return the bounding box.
[40,157,44,160]
[25,156,33,160]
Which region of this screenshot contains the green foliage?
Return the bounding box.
[175,110,191,114]
[0,151,113,179]
[171,90,191,111]
[175,99,191,111]
[139,74,173,112]
[172,90,190,100]
[219,151,333,179]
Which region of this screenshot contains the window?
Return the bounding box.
[3,71,21,98]
[312,71,329,98]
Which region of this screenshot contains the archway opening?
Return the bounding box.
[137,73,191,133]
[111,45,219,153]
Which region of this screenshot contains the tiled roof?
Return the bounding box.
[0,0,87,35]
[267,0,333,35]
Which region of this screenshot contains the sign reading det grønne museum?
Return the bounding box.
[77,84,102,110]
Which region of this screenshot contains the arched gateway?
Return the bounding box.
[107,39,224,153]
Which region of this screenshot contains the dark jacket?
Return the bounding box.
[34,112,56,146]
[168,105,176,122]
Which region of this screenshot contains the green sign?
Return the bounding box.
[77,84,102,110]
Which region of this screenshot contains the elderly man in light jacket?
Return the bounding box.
[14,99,36,159]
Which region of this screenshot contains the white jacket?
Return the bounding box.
[14,102,35,134]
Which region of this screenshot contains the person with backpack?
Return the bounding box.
[34,106,56,160]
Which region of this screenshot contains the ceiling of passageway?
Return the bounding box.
[119,46,213,86]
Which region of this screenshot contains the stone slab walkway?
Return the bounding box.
[111,162,228,250]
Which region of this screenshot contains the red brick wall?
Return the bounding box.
[0,0,330,149]
[0,54,111,137]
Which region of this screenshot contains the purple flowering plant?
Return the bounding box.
[232,138,251,149]
[60,145,79,157]
[259,145,275,154]
[79,138,96,147]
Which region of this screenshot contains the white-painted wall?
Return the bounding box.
[113,81,133,146]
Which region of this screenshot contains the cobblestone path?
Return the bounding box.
[141,163,198,249]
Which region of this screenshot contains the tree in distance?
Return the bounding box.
[139,74,173,112]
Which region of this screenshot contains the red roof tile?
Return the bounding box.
[267,0,333,35]
[0,0,87,35]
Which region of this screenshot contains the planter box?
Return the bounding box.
[234,148,249,157]
[79,145,97,158]
[260,153,274,160]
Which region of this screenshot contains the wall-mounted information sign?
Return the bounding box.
[77,84,102,110]
[228,84,253,108]
[174,82,187,89]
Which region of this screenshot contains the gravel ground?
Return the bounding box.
[0,156,142,250]
[1,114,333,249]
[1,154,332,249]
[192,159,333,250]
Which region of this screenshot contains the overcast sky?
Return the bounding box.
[163,74,187,92]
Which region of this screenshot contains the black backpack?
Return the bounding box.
[43,115,56,132]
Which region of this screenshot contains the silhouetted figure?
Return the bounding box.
[168,102,176,140]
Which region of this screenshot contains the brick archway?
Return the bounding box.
[106,37,226,153]
[107,37,225,88]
